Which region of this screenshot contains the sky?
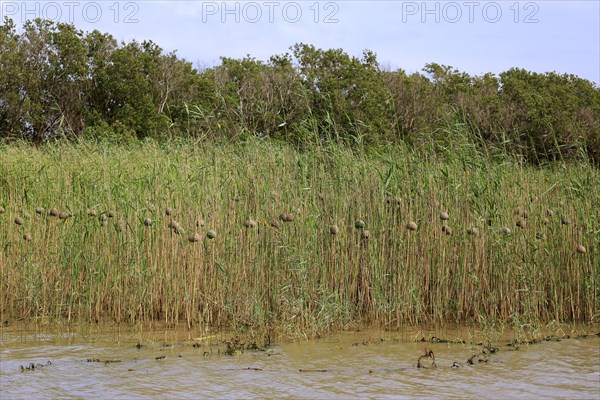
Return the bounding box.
[2,0,599,83]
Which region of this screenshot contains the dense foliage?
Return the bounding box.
[1,140,597,334]
[1,18,599,164]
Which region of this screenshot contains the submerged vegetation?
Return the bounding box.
[0,139,597,337]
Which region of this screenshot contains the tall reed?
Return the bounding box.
[0,138,597,337]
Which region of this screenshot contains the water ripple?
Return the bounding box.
[1,333,598,399]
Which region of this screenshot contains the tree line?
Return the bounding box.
[1,18,599,164]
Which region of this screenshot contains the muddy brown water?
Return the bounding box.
[1,325,599,399]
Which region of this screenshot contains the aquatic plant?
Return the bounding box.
[0,139,596,339]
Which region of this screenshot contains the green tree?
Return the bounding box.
[0,18,22,139]
[291,43,391,145]
[500,69,600,163]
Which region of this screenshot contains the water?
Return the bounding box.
[1,325,599,399]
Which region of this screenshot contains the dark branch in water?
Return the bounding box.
[416,348,437,369]
[299,369,328,372]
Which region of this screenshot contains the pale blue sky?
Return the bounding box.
[2,1,599,83]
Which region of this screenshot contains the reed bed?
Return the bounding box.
[0,139,598,338]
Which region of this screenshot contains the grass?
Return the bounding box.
[0,137,598,339]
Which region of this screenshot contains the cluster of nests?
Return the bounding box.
[1,205,588,254]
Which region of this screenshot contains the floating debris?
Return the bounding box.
[299,369,328,373]
[221,336,264,356]
[225,367,263,371]
[425,336,465,344]
[20,361,52,372]
[467,352,489,364]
